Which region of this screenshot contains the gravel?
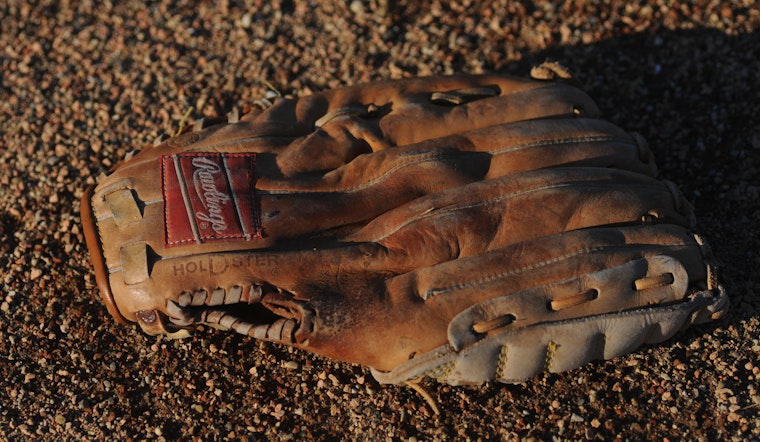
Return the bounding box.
[1,0,759,440]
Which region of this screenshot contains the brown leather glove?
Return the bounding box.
[82,66,727,385]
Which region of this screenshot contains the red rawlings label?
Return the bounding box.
[162,152,261,246]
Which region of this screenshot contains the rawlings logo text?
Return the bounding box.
[192,157,231,233]
[163,152,260,246]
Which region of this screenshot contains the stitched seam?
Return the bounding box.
[261,135,633,195]
[425,242,688,298]
[377,181,667,242]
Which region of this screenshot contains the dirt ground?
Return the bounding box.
[1,0,759,440]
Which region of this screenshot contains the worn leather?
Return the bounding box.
[82,70,727,384]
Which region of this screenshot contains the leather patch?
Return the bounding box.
[162,152,261,246]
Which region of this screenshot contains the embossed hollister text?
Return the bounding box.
[192,157,230,233]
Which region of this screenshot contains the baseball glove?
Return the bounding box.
[81,65,727,385]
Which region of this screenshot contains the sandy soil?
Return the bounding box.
[1,1,759,440]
